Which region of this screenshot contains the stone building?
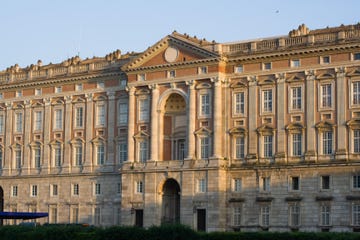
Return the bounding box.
[1,23,360,232]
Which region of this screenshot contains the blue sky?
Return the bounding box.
[0,0,359,71]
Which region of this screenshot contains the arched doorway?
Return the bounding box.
[0,187,3,226]
[162,93,187,161]
[161,179,180,224]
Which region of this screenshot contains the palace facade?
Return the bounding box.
[1,23,360,232]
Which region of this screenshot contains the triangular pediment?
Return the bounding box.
[122,32,219,72]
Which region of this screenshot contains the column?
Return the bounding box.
[149,84,159,161]
[4,103,12,175]
[84,93,93,172]
[211,77,223,158]
[63,96,72,172]
[127,87,136,162]
[247,76,258,158]
[275,73,286,159]
[305,70,316,160]
[43,98,51,173]
[186,80,196,159]
[336,67,347,159]
[23,100,31,174]
[107,91,116,167]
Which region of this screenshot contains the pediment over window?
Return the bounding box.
[256,124,275,136]
[49,139,63,146]
[135,88,150,96]
[133,130,150,139]
[70,137,85,145]
[286,74,304,83]
[10,143,23,149]
[29,141,43,148]
[51,98,64,105]
[93,95,107,101]
[196,82,212,90]
[228,126,247,136]
[315,121,335,132]
[72,96,86,103]
[316,72,335,80]
[257,76,275,86]
[194,127,212,136]
[347,119,360,129]
[91,136,107,144]
[31,101,44,108]
[121,32,219,72]
[346,68,360,77]
[229,79,247,88]
[12,103,24,109]
[285,123,305,133]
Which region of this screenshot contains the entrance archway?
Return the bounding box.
[161,179,180,224]
[162,93,187,160]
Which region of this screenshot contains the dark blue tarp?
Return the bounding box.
[0,212,48,219]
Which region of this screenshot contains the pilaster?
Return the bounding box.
[84,93,93,172]
[4,103,12,175]
[335,67,347,159]
[127,87,136,162]
[211,77,223,159]
[63,95,72,173]
[186,80,196,159]
[106,91,116,168]
[247,76,258,159]
[43,98,51,173]
[275,73,286,162]
[23,100,31,174]
[149,84,159,161]
[305,70,316,161]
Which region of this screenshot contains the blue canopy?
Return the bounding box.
[0,212,48,220]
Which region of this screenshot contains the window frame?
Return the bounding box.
[289,203,301,227]
[319,204,331,226]
[53,108,63,130]
[117,100,128,126]
[96,103,106,127]
[261,88,274,114]
[233,91,245,116]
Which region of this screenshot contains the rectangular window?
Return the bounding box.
[34,148,41,168]
[200,94,210,116]
[289,204,300,227]
[291,87,302,110]
[261,177,271,192]
[75,145,83,166]
[51,184,58,196]
[139,140,148,162]
[136,181,143,193]
[15,149,22,169]
[75,107,84,128]
[71,207,79,224]
[118,102,128,125]
[321,56,330,64]
[200,137,210,159]
[234,92,245,115]
[31,185,38,197]
[137,74,146,81]
[291,59,300,68]
[262,90,273,113]
[73,184,79,196]
[97,145,105,165]
[354,130,360,153]
[118,142,128,163]
[54,109,63,130]
[198,66,207,74]
[353,82,360,105]
[0,114,4,134]
[34,111,43,131]
[168,70,176,78]
[234,65,243,73]
[291,176,300,191]
[55,144,62,167]
[75,83,83,91]
[15,112,23,132]
[95,183,101,195]
[16,91,22,97]
[352,204,360,226]
[321,175,330,190]
[233,207,241,226]
[235,136,245,159]
[12,186,18,197]
[198,178,206,193]
[35,89,41,96]
[260,205,270,226]
[55,86,62,93]
[323,131,333,155]
[353,175,360,189]
[354,53,360,61]
[97,82,105,89]
[96,105,106,126]
[292,133,302,156]
[321,84,332,108]
[320,205,331,226]
[263,135,273,158]
[139,99,149,122]
[233,178,242,192]
[263,62,271,70]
